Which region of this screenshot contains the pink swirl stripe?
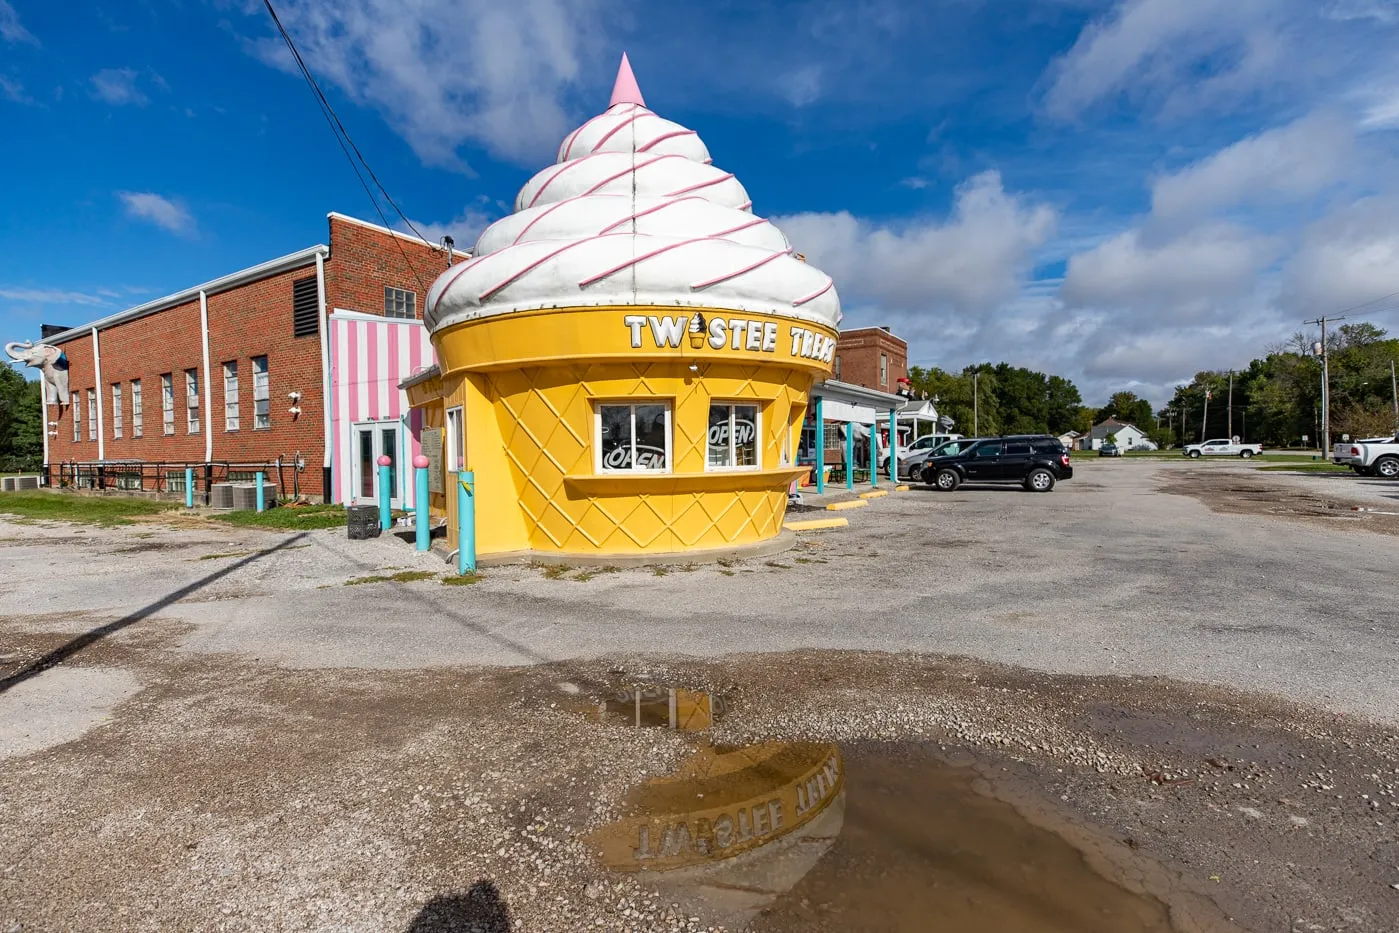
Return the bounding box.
[590,111,646,152]
[690,248,792,290]
[577,237,711,288]
[664,172,736,197]
[559,103,642,161]
[429,258,485,320]
[579,153,682,198]
[480,236,621,301]
[792,277,835,307]
[708,217,767,238]
[526,153,607,208]
[511,196,585,245]
[636,128,699,152]
[596,195,708,234]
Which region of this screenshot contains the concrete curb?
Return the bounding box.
[826,500,868,511]
[783,517,849,532]
[457,531,797,569]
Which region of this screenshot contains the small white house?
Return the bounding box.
[1057,430,1082,449]
[1087,418,1157,450]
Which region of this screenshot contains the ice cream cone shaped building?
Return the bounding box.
[405,53,841,559]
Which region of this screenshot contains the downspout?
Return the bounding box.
[200,290,213,463]
[40,387,49,483]
[315,249,332,501]
[92,327,105,461]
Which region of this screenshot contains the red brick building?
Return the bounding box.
[38,213,465,502]
[832,326,908,392]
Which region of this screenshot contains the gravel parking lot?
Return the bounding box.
[2,460,1397,932]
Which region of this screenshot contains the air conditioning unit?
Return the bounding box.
[16,476,39,490]
[231,483,278,510]
[210,483,234,510]
[1,477,12,492]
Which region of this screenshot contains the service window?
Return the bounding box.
[445,406,465,472]
[597,403,670,473]
[706,402,760,469]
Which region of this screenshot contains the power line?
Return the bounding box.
[261,0,432,292]
[1329,290,1399,318]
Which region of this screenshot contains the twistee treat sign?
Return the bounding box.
[622,314,835,364]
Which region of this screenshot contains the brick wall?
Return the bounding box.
[834,327,908,391]
[323,214,459,319]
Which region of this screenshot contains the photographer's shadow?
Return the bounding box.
[406,881,512,932]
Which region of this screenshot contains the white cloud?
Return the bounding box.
[1359,82,1399,128]
[0,287,108,306]
[397,207,497,252]
[117,192,196,236]
[1062,223,1279,314]
[1150,111,1354,223]
[780,65,822,108]
[0,74,28,103]
[0,0,36,45]
[776,171,1056,314]
[243,0,610,171]
[90,68,148,106]
[899,177,930,190]
[1282,193,1399,312]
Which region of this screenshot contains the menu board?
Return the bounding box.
[421,428,444,494]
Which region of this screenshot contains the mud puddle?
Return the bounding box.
[581,685,1225,932]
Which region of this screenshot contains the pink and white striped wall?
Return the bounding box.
[328,310,437,506]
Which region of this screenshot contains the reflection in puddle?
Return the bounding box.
[583,688,1198,932]
[593,686,725,731]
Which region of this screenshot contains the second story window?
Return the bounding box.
[161,373,175,435]
[223,361,240,431]
[111,383,123,439]
[879,353,888,387]
[86,388,96,440]
[833,354,841,380]
[384,286,416,320]
[185,368,200,434]
[252,356,270,429]
[131,379,142,437]
[72,392,81,442]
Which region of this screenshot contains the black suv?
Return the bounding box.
[919,435,1073,492]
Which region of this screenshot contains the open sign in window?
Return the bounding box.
[596,403,672,473]
[707,403,760,469]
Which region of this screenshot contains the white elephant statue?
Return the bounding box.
[5,340,70,408]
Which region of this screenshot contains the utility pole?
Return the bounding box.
[1303,315,1344,458]
[1391,359,1398,434]
[973,370,979,436]
[1201,388,1210,443]
[1227,370,1234,439]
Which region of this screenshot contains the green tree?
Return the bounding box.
[0,366,43,467]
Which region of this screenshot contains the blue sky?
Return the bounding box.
[3,0,1399,405]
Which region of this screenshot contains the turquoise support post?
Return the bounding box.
[184,468,193,508]
[814,395,825,494]
[376,455,392,531]
[870,421,878,487]
[255,471,265,512]
[889,409,898,480]
[845,422,854,490]
[413,454,430,551]
[457,471,476,575]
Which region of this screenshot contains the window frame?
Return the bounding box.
[251,355,270,430]
[384,286,416,320]
[111,383,123,438]
[879,353,888,387]
[130,379,142,438]
[594,401,673,475]
[833,354,841,380]
[223,361,240,432]
[445,406,465,472]
[185,368,200,434]
[86,388,96,441]
[161,373,175,436]
[72,392,81,442]
[705,401,762,472]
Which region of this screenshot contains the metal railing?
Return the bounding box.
[43,456,311,504]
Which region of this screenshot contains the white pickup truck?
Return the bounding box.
[1182,438,1264,459]
[1331,436,1399,477]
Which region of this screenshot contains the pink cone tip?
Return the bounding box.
[609,52,646,108]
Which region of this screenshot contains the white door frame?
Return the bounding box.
[349,420,404,507]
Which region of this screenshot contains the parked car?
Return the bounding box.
[878,432,961,476]
[1182,438,1264,458]
[899,437,980,480]
[920,435,1073,492]
[1334,435,1399,478]
[1331,437,1397,475]
[1099,442,1123,457]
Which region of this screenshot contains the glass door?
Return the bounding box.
[352,422,402,507]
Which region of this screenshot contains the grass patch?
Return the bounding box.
[442,572,483,586]
[718,569,736,576]
[652,566,669,577]
[537,563,571,580]
[198,550,254,561]
[0,490,178,526]
[345,569,436,586]
[572,566,620,582]
[212,504,346,530]
[1256,463,1352,473]
[764,561,791,570]
[794,557,813,564]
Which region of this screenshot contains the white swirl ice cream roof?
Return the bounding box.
[425,53,841,335]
